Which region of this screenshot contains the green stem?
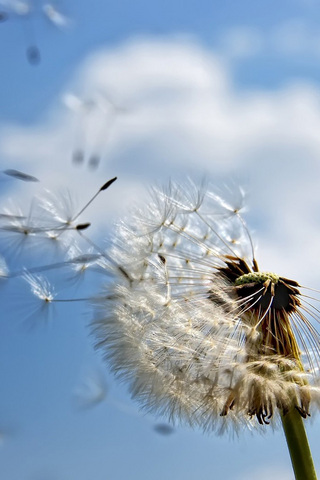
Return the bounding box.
[281,408,318,480]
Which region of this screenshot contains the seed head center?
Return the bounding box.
[235,271,279,286]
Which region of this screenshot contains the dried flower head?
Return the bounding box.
[92,180,320,433]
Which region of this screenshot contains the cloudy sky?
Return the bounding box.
[1,1,320,479]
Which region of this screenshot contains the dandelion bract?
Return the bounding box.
[92,180,320,433]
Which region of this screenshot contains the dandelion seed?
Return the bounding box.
[0,178,117,283]
[72,177,117,222]
[65,244,103,284]
[64,91,127,170]
[2,169,39,182]
[24,272,54,300]
[0,203,45,257]
[153,423,175,436]
[36,179,117,235]
[73,369,108,409]
[2,0,30,15]
[0,255,9,277]
[0,199,70,261]
[36,188,80,230]
[25,45,40,64]
[0,0,68,64]
[0,10,8,20]
[20,272,56,328]
[0,0,41,64]
[92,180,320,439]
[42,3,68,28]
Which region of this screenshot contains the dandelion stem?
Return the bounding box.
[281,408,318,480]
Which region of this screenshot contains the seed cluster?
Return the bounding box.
[92,181,320,432]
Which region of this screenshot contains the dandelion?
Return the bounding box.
[92,180,320,480]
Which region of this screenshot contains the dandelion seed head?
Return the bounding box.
[92,180,320,433]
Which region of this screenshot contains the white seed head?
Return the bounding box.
[92,181,320,432]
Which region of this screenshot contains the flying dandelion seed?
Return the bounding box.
[0,0,68,64]
[64,92,127,171]
[153,423,175,436]
[0,0,41,64]
[0,254,8,277]
[64,244,104,285]
[92,180,320,436]
[1,175,115,257]
[73,368,108,409]
[0,195,73,262]
[19,272,56,328]
[42,3,68,28]
[2,169,39,182]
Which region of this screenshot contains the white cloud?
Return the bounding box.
[1,37,320,282]
[219,26,263,58]
[272,19,320,57]
[221,21,320,60]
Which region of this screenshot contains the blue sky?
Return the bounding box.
[1,1,320,479]
[1,0,320,122]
